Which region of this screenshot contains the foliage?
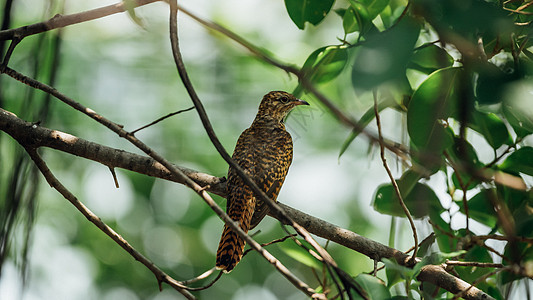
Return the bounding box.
[285,0,533,298]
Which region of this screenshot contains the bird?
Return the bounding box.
[215,91,309,272]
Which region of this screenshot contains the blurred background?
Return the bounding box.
[0,0,523,299]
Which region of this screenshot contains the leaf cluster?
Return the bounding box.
[284,0,533,298]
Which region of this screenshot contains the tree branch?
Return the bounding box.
[374,90,418,261]
[0,108,226,196]
[0,108,495,300]
[23,147,195,299]
[0,0,161,41]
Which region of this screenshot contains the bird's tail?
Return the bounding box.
[216,224,247,272]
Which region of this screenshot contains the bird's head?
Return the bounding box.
[256,91,309,123]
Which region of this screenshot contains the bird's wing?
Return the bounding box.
[249,129,293,229]
[225,128,255,213]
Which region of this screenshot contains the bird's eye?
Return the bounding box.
[279,96,289,103]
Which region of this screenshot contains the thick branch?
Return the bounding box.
[0,108,494,300]
[0,109,225,196]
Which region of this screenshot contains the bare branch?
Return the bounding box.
[373,90,418,260]
[417,264,497,300]
[23,147,195,299]
[131,106,195,134]
[0,0,161,41]
[0,108,226,196]
[445,260,504,268]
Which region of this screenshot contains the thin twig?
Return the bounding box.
[443,151,470,234]
[181,268,216,285]
[23,147,195,299]
[503,6,533,14]
[373,89,419,261]
[242,234,297,257]
[516,0,533,11]
[108,166,119,188]
[445,260,504,268]
[0,37,19,66]
[130,106,195,134]
[181,271,223,292]
[451,268,508,300]
[475,234,533,244]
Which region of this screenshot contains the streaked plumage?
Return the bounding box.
[215,91,309,272]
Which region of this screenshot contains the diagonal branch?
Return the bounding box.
[0,107,227,196]
[23,147,196,299]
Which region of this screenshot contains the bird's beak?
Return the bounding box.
[295,99,310,106]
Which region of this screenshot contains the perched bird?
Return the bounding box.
[215,91,309,272]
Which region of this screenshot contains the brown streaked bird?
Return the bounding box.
[215,91,309,272]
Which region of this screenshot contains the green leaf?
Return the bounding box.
[360,0,390,20]
[279,239,322,269]
[469,110,513,149]
[413,0,513,40]
[343,1,371,34]
[502,82,533,138]
[407,67,461,152]
[476,63,519,105]
[512,198,533,237]
[417,233,436,257]
[284,0,335,29]
[409,44,454,74]
[352,17,420,90]
[379,5,393,28]
[338,95,399,158]
[447,138,482,190]
[373,176,444,219]
[124,0,145,28]
[354,273,392,299]
[412,251,466,277]
[499,147,533,177]
[429,212,457,253]
[382,258,415,287]
[294,45,348,97]
[456,246,494,284]
[501,238,533,284]
[456,189,498,228]
[501,185,533,214]
[301,46,348,83]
